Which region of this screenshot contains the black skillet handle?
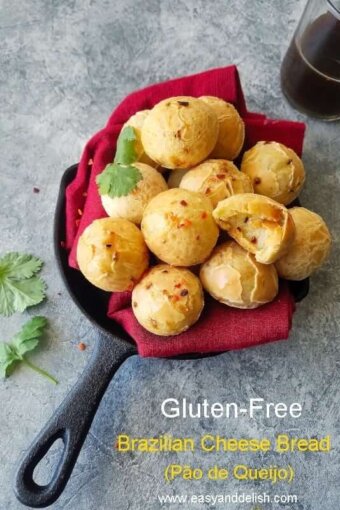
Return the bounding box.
[14,336,135,508]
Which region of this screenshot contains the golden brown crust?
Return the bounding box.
[199,96,245,160]
[275,207,331,280]
[123,110,159,168]
[240,141,305,205]
[141,188,219,266]
[132,264,204,335]
[213,193,295,264]
[180,159,253,207]
[101,162,168,224]
[77,218,149,292]
[200,241,278,308]
[141,96,218,169]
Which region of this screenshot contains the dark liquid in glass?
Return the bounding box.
[281,12,340,119]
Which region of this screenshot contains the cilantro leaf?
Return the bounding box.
[0,316,58,384]
[114,126,138,165]
[0,252,42,279]
[7,277,46,313]
[0,343,17,378]
[96,163,143,198]
[0,252,46,316]
[0,284,15,317]
[11,316,48,356]
[96,126,143,198]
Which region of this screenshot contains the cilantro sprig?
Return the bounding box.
[0,253,46,316]
[114,125,138,165]
[0,316,58,384]
[96,126,143,198]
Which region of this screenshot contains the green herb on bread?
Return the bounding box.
[96,126,143,198]
[114,125,138,165]
[96,164,143,198]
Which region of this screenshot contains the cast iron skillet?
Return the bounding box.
[14,164,309,508]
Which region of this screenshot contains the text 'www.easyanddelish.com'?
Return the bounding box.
[157,492,298,506]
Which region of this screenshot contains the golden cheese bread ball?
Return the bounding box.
[167,169,189,188]
[199,96,245,160]
[213,193,295,264]
[276,207,331,280]
[240,141,305,205]
[200,241,278,309]
[101,162,167,224]
[77,218,149,292]
[132,264,204,336]
[141,96,218,169]
[141,188,219,266]
[123,110,158,167]
[179,159,253,208]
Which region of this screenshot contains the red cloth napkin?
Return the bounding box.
[65,65,305,358]
[108,286,295,357]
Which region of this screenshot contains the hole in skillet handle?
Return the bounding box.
[33,437,64,486]
[14,336,135,508]
[15,428,71,508]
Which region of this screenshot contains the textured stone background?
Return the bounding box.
[1,0,339,508]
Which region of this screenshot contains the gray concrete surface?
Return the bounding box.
[1,0,339,508]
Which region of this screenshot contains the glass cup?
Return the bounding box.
[281,0,340,121]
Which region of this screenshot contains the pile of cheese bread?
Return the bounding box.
[76,96,331,336]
